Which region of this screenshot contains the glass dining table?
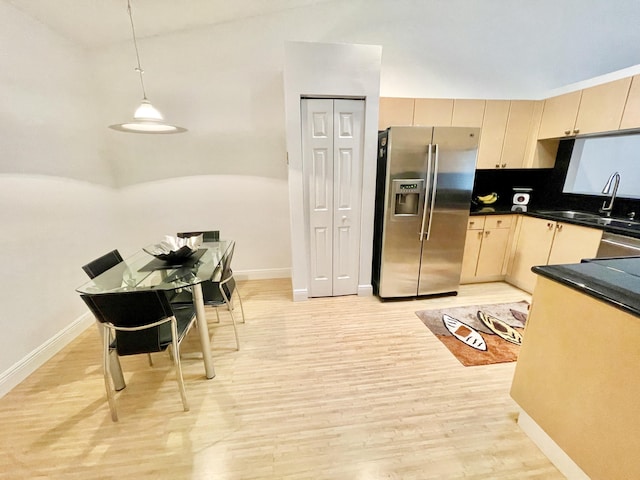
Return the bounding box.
[76,240,232,389]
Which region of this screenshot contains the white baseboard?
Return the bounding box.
[0,312,95,399]
[358,284,373,296]
[292,288,308,302]
[234,267,291,281]
[517,409,590,480]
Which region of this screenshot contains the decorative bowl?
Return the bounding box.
[143,234,203,263]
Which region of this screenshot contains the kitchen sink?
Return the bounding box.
[536,210,602,220]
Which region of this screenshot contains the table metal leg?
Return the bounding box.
[95,321,126,391]
[193,283,215,379]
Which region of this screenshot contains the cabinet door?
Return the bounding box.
[537,90,582,139]
[378,97,414,130]
[508,216,556,293]
[575,77,632,135]
[476,100,510,169]
[413,98,453,126]
[501,100,536,168]
[452,99,485,127]
[547,222,603,265]
[461,228,483,282]
[476,228,512,277]
[620,75,640,130]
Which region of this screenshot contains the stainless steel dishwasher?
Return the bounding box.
[596,232,640,258]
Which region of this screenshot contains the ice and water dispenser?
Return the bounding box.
[391,179,424,217]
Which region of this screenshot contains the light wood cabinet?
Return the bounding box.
[507,216,603,293]
[537,90,582,139]
[620,74,640,130]
[379,98,485,130]
[477,100,542,169]
[575,77,632,135]
[452,99,485,127]
[461,215,514,283]
[378,97,414,130]
[413,98,453,126]
[538,77,632,139]
[476,100,509,169]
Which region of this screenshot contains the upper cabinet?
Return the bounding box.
[379,98,486,130]
[537,90,582,139]
[413,98,454,126]
[378,97,414,130]
[476,100,545,169]
[452,99,486,127]
[538,77,632,139]
[476,100,509,169]
[620,74,640,130]
[575,77,632,135]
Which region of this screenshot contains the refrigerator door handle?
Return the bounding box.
[419,144,433,239]
[424,144,439,241]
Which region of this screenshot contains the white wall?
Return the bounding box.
[283,41,382,300]
[0,3,119,391]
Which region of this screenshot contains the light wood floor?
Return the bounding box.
[0,279,563,479]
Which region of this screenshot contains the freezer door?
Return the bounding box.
[418,127,479,296]
[378,127,433,298]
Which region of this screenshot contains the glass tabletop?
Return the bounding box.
[76,240,232,294]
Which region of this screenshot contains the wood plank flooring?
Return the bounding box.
[0,279,563,479]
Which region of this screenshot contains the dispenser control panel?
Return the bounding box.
[392,179,424,217]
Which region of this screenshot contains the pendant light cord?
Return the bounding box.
[127,0,147,100]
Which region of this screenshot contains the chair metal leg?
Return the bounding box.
[147,353,154,366]
[103,330,118,422]
[234,288,245,323]
[171,319,189,412]
[228,307,240,351]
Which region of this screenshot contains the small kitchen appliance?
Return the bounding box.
[511,187,532,212]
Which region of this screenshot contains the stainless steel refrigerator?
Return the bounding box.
[372,126,479,298]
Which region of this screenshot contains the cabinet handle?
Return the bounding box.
[469,221,474,226]
[547,222,554,229]
[477,232,483,239]
[564,130,571,135]
[495,164,500,168]
[501,163,507,168]
[557,224,563,231]
[497,220,502,225]
[484,231,490,236]
[573,129,580,134]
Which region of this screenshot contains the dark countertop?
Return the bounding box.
[532,257,640,317]
[469,207,640,239]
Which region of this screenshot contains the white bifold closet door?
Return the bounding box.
[301,98,364,297]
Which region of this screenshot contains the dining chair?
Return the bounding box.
[177,230,220,242]
[80,290,197,422]
[171,241,244,349]
[81,249,124,279]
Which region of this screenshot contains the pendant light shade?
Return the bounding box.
[109,0,186,134]
[110,100,186,133]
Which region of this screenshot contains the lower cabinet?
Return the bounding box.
[461,215,515,283]
[506,216,603,293]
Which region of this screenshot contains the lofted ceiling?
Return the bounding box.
[6,0,338,49]
[5,0,640,94]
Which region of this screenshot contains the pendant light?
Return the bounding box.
[109,0,186,134]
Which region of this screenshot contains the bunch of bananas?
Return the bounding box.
[475,192,499,205]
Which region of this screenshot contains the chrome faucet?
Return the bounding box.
[599,172,621,217]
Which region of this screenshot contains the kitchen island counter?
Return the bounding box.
[510,257,640,480]
[531,256,640,317]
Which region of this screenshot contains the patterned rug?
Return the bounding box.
[415,301,530,366]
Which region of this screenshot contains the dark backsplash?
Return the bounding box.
[473,139,640,217]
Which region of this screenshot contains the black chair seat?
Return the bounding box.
[81,289,196,421]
